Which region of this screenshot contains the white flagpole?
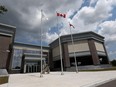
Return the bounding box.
[57,12,64,75]
[40,9,43,77]
[69,22,78,73]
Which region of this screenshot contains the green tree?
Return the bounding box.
[0,5,7,14]
[111,60,116,66]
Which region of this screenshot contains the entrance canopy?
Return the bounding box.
[24,53,47,61]
[22,53,47,73]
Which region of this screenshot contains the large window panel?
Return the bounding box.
[12,49,23,69]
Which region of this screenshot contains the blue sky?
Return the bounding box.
[0,0,116,60]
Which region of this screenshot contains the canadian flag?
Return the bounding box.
[69,23,75,28]
[57,12,66,18]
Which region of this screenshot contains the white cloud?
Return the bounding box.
[45,0,116,43]
[1,0,83,44]
[45,32,58,43]
[43,0,83,43]
[98,20,116,60]
[54,0,112,38]
[77,0,113,25]
[98,20,116,42]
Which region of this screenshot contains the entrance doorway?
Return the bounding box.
[22,54,46,73]
[26,64,40,73]
[25,61,40,73]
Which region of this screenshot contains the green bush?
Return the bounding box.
[111,60,116,66]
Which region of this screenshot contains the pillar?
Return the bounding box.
[23,62,26,73]
[88,39,100,65]
[62,43,70,68]
[103,43,110,64]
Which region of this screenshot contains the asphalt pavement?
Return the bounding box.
[97,79,116,87]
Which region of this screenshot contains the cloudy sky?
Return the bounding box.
[0,0,116,60]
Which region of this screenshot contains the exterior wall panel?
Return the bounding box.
[68,40,90,53]
[52,46,60,57]
[95,41,105,52]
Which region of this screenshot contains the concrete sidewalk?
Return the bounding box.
[0,71,116,87]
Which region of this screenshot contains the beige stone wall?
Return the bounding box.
[68,40,90,53]
[95,41,105,52]
[52,46,60,57]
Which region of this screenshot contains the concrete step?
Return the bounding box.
[66,64,112,71]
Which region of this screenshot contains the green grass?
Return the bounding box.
[79,67,116,72]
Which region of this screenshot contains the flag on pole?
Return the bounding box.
[69,22,75,28]
[69,22,78,73]
[41,10,48,20]
[57,12,66,18]
[56,11,64,75]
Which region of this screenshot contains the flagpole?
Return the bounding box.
[57,12,64,75]
[40,9,43,77]
[69,22,78,73]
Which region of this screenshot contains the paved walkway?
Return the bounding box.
[0,71,116,87]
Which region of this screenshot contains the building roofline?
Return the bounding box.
[14,42,49,49]
[49,31,104,46]
[0,23,16,29]
[61,31,104,39]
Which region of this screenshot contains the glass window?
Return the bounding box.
[12,49,23,69]
[12,48,41,70]
[23,49,40,54]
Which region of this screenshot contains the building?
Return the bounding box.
[9,42,49,73]
[49,31,110,71]
[0,23,49,74]
[0,23,16,71]
[0,23,110,73]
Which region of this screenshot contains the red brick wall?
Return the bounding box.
[0,35,12,68]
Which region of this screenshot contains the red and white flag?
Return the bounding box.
[57,12,66,18]
[69,23,75,28]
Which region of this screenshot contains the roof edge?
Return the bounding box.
[0,23,16,29]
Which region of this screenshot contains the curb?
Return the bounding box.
[81,78,116,87]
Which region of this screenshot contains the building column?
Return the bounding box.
[23,61,26,73]
[49,49,54,70]
[8,48,14,73]
[62,43,70,68]
[88,39,100,65]
[103,43,110,64]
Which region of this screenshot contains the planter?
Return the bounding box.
[0,69,9,85]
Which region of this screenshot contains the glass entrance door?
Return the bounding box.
[26,61,40,73]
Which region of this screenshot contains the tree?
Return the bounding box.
[111,60,116,66]
[0,5,7,14]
